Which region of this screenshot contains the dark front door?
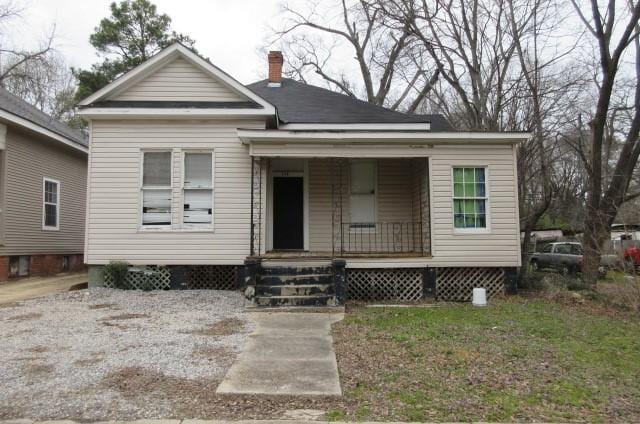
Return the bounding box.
[273,176,304,250]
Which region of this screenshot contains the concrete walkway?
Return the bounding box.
[217,312,344,396]
[0,272,87,304]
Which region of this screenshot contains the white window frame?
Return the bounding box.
[42,177,60,231]
[451,166,490,234]
[181,150,215,231]
[139,150,173,231]
[349,159,378,232]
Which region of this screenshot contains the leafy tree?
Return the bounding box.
[74,0,195,101]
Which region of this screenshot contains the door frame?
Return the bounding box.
[266,159,309,251]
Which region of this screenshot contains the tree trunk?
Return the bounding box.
[581,210,611,286]
[517,226,534,287]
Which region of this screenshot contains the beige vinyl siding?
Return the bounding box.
[0,127,87,256]
[86,119,263,265]
[111,58,247,102]
[429,144,521,267]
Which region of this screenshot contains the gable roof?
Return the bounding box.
[247,78,453,130]
[0,88,87,150]
[78,43,275,115]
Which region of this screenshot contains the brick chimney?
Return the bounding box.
[268,51,283,87]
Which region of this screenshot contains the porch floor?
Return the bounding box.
[258,250,430,259]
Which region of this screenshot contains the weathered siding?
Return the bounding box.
[111,58,246,102]
[86,119,263,265]
[0,127,87,256]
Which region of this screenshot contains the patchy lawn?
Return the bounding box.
[331,299,640,422]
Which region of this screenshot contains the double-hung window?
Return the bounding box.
[43,178,59,230]
[349,160,376,229]
[453,167,488,230]
[182,151,213,228]
[141,151,172,228]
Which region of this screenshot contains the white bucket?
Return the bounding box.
[472,287,487,306]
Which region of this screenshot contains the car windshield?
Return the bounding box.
[570,244,583,255]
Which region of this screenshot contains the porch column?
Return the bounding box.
[250,157,263,256]
[330,158,345,257]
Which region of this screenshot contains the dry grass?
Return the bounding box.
[192,346,234,361]
[23,346,48,354]
[100,366,346,419]
[21,363,54,377]
[101,313,149,321]
[88,303,118,310]
[5,313,41,321]
[73,357,103,367]
[186,318,245,337]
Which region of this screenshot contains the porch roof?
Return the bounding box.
[238,129,530,157]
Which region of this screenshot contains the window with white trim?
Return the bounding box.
[43,178,59,230]
[349,160,376,228]
[141,151,172,227]
[182,151,213,227]
[453,167,487,229]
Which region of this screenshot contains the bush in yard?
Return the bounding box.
[105,261,130,289]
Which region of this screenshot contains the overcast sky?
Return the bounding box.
[14,0,287,84]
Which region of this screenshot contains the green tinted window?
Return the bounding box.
[452,167,487,229]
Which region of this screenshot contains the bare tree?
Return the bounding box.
[569,0,640,285]
[0,1,55,88]
[269,0,439,111]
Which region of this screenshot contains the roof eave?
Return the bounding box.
[0,108,88,153]
[238,129,531,144]
[77,107,275,119]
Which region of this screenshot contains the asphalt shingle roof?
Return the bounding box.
[0,88,87,147]
[247,78,453,131]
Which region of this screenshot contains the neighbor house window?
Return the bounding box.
[350,160,376,228]
[182,151,213,227]
[453,167,487,230]
[43,178,59,230]
[141,151,172,227]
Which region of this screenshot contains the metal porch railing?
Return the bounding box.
[338,221,424,255]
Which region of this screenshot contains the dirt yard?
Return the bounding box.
[0,288,252,420]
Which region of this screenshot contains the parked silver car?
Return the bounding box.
[530,242,583,275]
[530,242,615,275]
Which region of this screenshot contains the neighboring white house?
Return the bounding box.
[78,43,528,305]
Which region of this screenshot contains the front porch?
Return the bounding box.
[249,157,431,259]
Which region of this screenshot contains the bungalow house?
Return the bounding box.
[0,89,88,281]
[78,44,526,305]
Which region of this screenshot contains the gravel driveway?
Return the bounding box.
[0,288,252,420]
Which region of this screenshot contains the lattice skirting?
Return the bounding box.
[436,267,505,301]
[184,265,238,290]
[346,268,423,301]
[104,266,171,290]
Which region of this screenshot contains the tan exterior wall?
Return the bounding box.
[86,119,263,265]
[86,121,520,268]
[111,58,246,102]
[0,127,87,256]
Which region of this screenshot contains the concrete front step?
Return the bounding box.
[256,284,334,297]
[254,294,337,307]
[258,273,333,286]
